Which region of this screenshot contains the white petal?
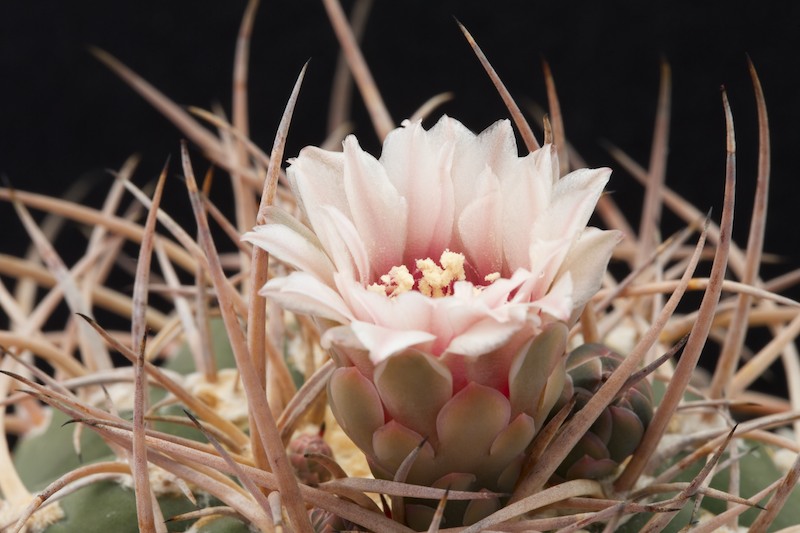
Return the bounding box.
[436,286,529,355]
[512,238,571,304]
[380,119,455,261]
[458,167,503,277]
[530,237,573,291]
[501,145,559,272]
[288,146,351,236]
[315,206,372,284]
[320,325,373,374]
[334,273,394,325]
[342,136,408,275]
[429,116,479,213]
[556,227,622,309]
[243,214,335,287]
[442,118,518,216]
[349,321,437,364]
[260,273,353,323]
[444,315,527,357]
[421,283,528,357]
[533,273,574,321]
[530,167,611,244]
[320,324,363,351]
[428,115,478,148]
[335,274,439,331]
[449,280,525,324]
[476,270,529,308]
[471,119,518,178]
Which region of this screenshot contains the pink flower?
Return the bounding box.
[244,116,620,392]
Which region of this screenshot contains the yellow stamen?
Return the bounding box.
[370,250,468,298]
[417,250,466,298]
[368,265,414,297]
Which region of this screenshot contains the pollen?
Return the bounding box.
[369,250,468,298]
[368,265,414,297]
[417,250,466,298]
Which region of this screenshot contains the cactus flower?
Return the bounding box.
[244,116,621,526]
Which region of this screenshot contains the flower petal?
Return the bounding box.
[437,117,517,217]
[530,167,611,244]
[260,273,353,323]
[458,167,503,277]
[511,238,571,304]
[557,227,622,309]
[334,273,434,328]
[315,206,372,284]
[380,119,455,261]
[349,321,437,364]
[438,283,529,355]
[501,145,559,272]
[342,136,408,275]
[287,146,351,234]
[444,315,527,357]
[533,272,574,321]
[243,209,335,287]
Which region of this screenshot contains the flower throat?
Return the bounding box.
[367,249,499,298]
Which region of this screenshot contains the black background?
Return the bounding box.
[1,1,799,315]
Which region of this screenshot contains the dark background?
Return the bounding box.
[1,1,798,308]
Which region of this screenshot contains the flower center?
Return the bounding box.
[368,250,499,298]
[416,250,466,297]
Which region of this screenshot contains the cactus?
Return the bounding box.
[2,2,800,532]
[550,343,655,481]
[242,112,619,526]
